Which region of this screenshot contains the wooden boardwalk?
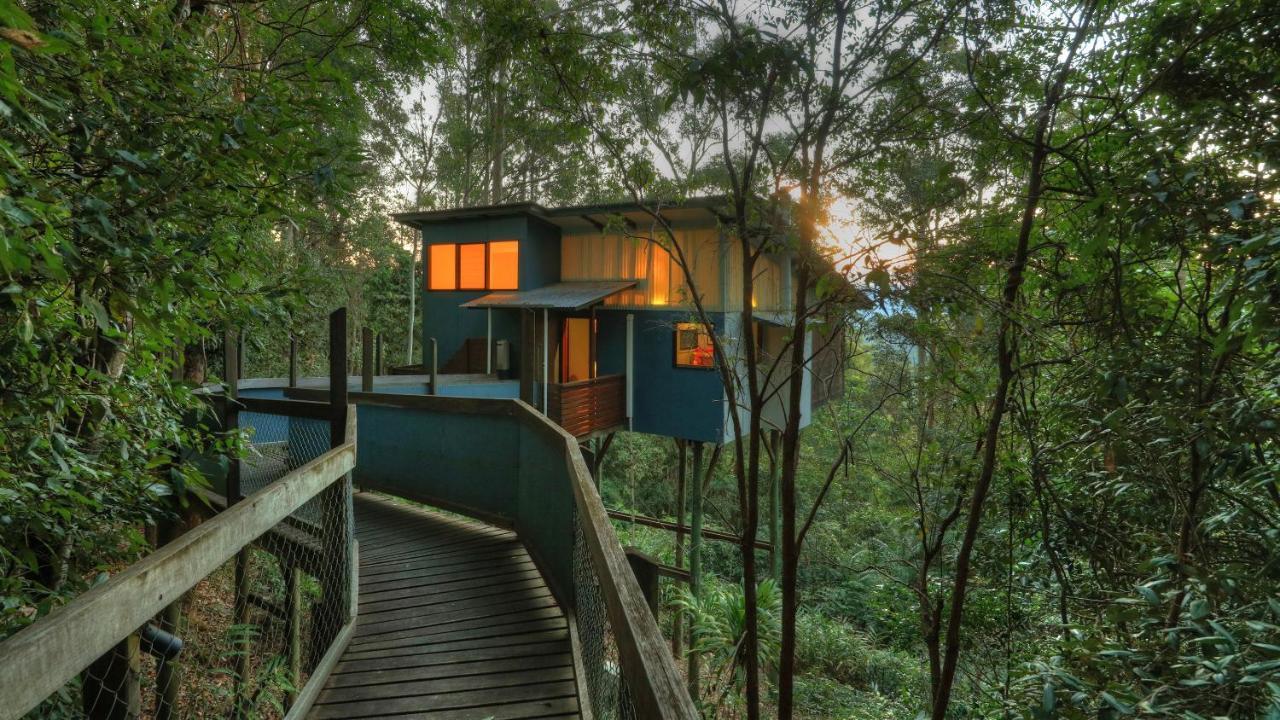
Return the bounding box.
[308,493,581,720]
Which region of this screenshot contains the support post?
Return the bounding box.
[154,520,183,720]
[361,326,373,393]
[769,429,782,583]
[687,440,705,703]
[285,563,302,708]
[82,635,141,720]
[288,337,298,388]
[429,338,438,396]
[316,308,352,666]
[542,308,549,413]
[486,308,493,375]
[672,439,687,658]
[625,313,634,427]
[329,309,348,450]
[232,549,251,710]
[624,549,661,616]
[407,228,418,365]
[223,328,240,504]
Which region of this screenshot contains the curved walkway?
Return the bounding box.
[308,493,581,720]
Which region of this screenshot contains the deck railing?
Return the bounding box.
[0,400,358,720]
[283,388,698,719]
[548,373,627,437]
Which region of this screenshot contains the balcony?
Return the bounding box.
[548,373,626,437]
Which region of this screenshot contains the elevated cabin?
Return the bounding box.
[394,197,844,443]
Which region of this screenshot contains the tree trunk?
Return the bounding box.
[777,262,811,720]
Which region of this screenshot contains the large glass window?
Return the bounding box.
[458,243,486,289]
[428,244,456,290]
[488,240,519,290]
[674,322,715,368]
[427,240,519,291]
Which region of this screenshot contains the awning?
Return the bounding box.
[460,280,637,311]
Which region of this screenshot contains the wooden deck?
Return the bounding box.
[308,493,581,720]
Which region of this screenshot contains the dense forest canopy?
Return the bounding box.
[1,0,1277,718]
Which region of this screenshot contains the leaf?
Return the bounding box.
[82,294,110,331]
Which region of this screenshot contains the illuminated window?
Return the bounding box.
[428,244,456,290]
[674,322,715,368]
[488,240,519,290]
[458,244,486,289]
[427,240,519,291]
[650,245,670,305]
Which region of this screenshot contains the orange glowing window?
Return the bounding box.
[428,244,456,290]
[458,244,486,290]
[651,245,670,305]
[675,322,715,368]
[488,240,519,290]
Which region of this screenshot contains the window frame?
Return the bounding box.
[486,239,520,291]
[425,239,519,292]
[427,243,457,291]
[672,321,717,370]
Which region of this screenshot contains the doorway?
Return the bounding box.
[560,317,595,382]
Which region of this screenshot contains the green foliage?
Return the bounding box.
[794,612,927,702]
[0,0,438,635]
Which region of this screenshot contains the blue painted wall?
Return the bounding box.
[596,309,726,443]
[356,403,522,523]
[420,216,527,373]
[523,216,562,289]
[420,214,563,375]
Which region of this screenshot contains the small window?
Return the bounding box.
[488,240,519,290]
[674,322,715,368]
[428,244,456,290]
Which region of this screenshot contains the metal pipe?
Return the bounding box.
[486,308,493,375]
[542,308,549,413]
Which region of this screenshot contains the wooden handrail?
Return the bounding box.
[296,388,695,718]
[0,407,358,720]
[551,373,625,391]
[517,400,698,720]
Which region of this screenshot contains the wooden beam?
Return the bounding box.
[237,396,330,421]
[607,509,772,551]
[0,442,356,720]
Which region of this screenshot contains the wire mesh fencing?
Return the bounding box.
[20,410,353,720]
[571,506,638,720]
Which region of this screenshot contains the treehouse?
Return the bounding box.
[394,196,844,443]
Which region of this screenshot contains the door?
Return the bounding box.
[560,317,594,383]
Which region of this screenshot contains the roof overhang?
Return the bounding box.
[391,196,730,232]
[460,281,638,311]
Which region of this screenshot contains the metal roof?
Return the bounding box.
[460,281,638,311]
[392,196,730,230]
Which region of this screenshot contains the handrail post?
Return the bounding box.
[224,327,240,504]
[82,635,141,719]
[330,309,348,449]
[361,326,373,393]
[288,336,298,388]
[624,548,661,616]
[429,338,438,395]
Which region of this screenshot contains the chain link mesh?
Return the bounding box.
[572,505,638,720]
[22,409,352,720]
